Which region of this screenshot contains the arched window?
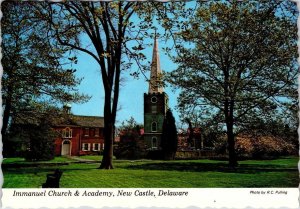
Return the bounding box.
[152,137,157,148]
[62,127,72,138]
[151,122,157,132]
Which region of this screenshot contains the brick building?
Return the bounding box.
[178,128,202,150]
[53,106,105,156]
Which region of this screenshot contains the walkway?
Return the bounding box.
[66,156,100,163]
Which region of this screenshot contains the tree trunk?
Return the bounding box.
[99,88,115,169]
[2,96,12,137]
[99,120,114,169]
[163,151,175,160]
[226,121,237,167]
[2,91,13,157]
[225,99,238,167]
[97,73,115,169]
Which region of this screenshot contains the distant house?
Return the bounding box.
[118,128,144,144]
[53,106,105,156]
[177,127,203,150]
[177,129,188,150]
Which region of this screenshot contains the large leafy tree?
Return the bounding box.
[7,100,75,158]
[43,2,145,169]
[41,1,187,169]
[2,1,88,155]
[166,1,298,166]
[10,118,56,161]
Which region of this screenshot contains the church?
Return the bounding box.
[143,36,168,150]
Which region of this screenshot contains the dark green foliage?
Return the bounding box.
[115,117,145,159]
[11,122,56,161]
[161,109,178,160]
[7,103,66,160]
[114,141,146,160]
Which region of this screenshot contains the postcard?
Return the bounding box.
[2,1,298,208]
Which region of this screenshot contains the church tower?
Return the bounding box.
[144,35,168,150]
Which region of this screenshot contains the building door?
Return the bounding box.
[61,140,71,156]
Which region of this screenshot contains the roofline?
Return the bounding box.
[53,125,104,128]
[72,115,104,118]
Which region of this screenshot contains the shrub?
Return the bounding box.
[236,135,297,159]
[23,123,56,161]
[212,134,296,160]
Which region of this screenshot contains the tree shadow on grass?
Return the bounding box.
[3,165,99,175]
[125,162,297,174]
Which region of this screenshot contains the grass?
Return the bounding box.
[78,155,102,161]
[2,156,298,188]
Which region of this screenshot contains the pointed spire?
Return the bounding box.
[149,32,164,94]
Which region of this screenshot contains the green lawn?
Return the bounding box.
[3,156,298,188]
[78,155,103,161]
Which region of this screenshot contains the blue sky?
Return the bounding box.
[70,37,180,126]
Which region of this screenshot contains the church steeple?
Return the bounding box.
[149,34,164,94]
[144,33,168,151]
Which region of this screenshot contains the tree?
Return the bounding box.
[119,117,142,133]
[118,117,143,141]
[6,101,65,158]
[115,117,144,159]
[17,122,56,161]
[42,1,187,169]
[44,2,143,169]
[161,109,178,160]
[1,1,87,151]
[166,1,298,166]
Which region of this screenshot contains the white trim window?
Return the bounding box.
[93,143,101,151]
[82,143,90,151]
[102,143,105,150]
[62,127,72,138]
[152,137,157,148]
[151,122,157,132]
